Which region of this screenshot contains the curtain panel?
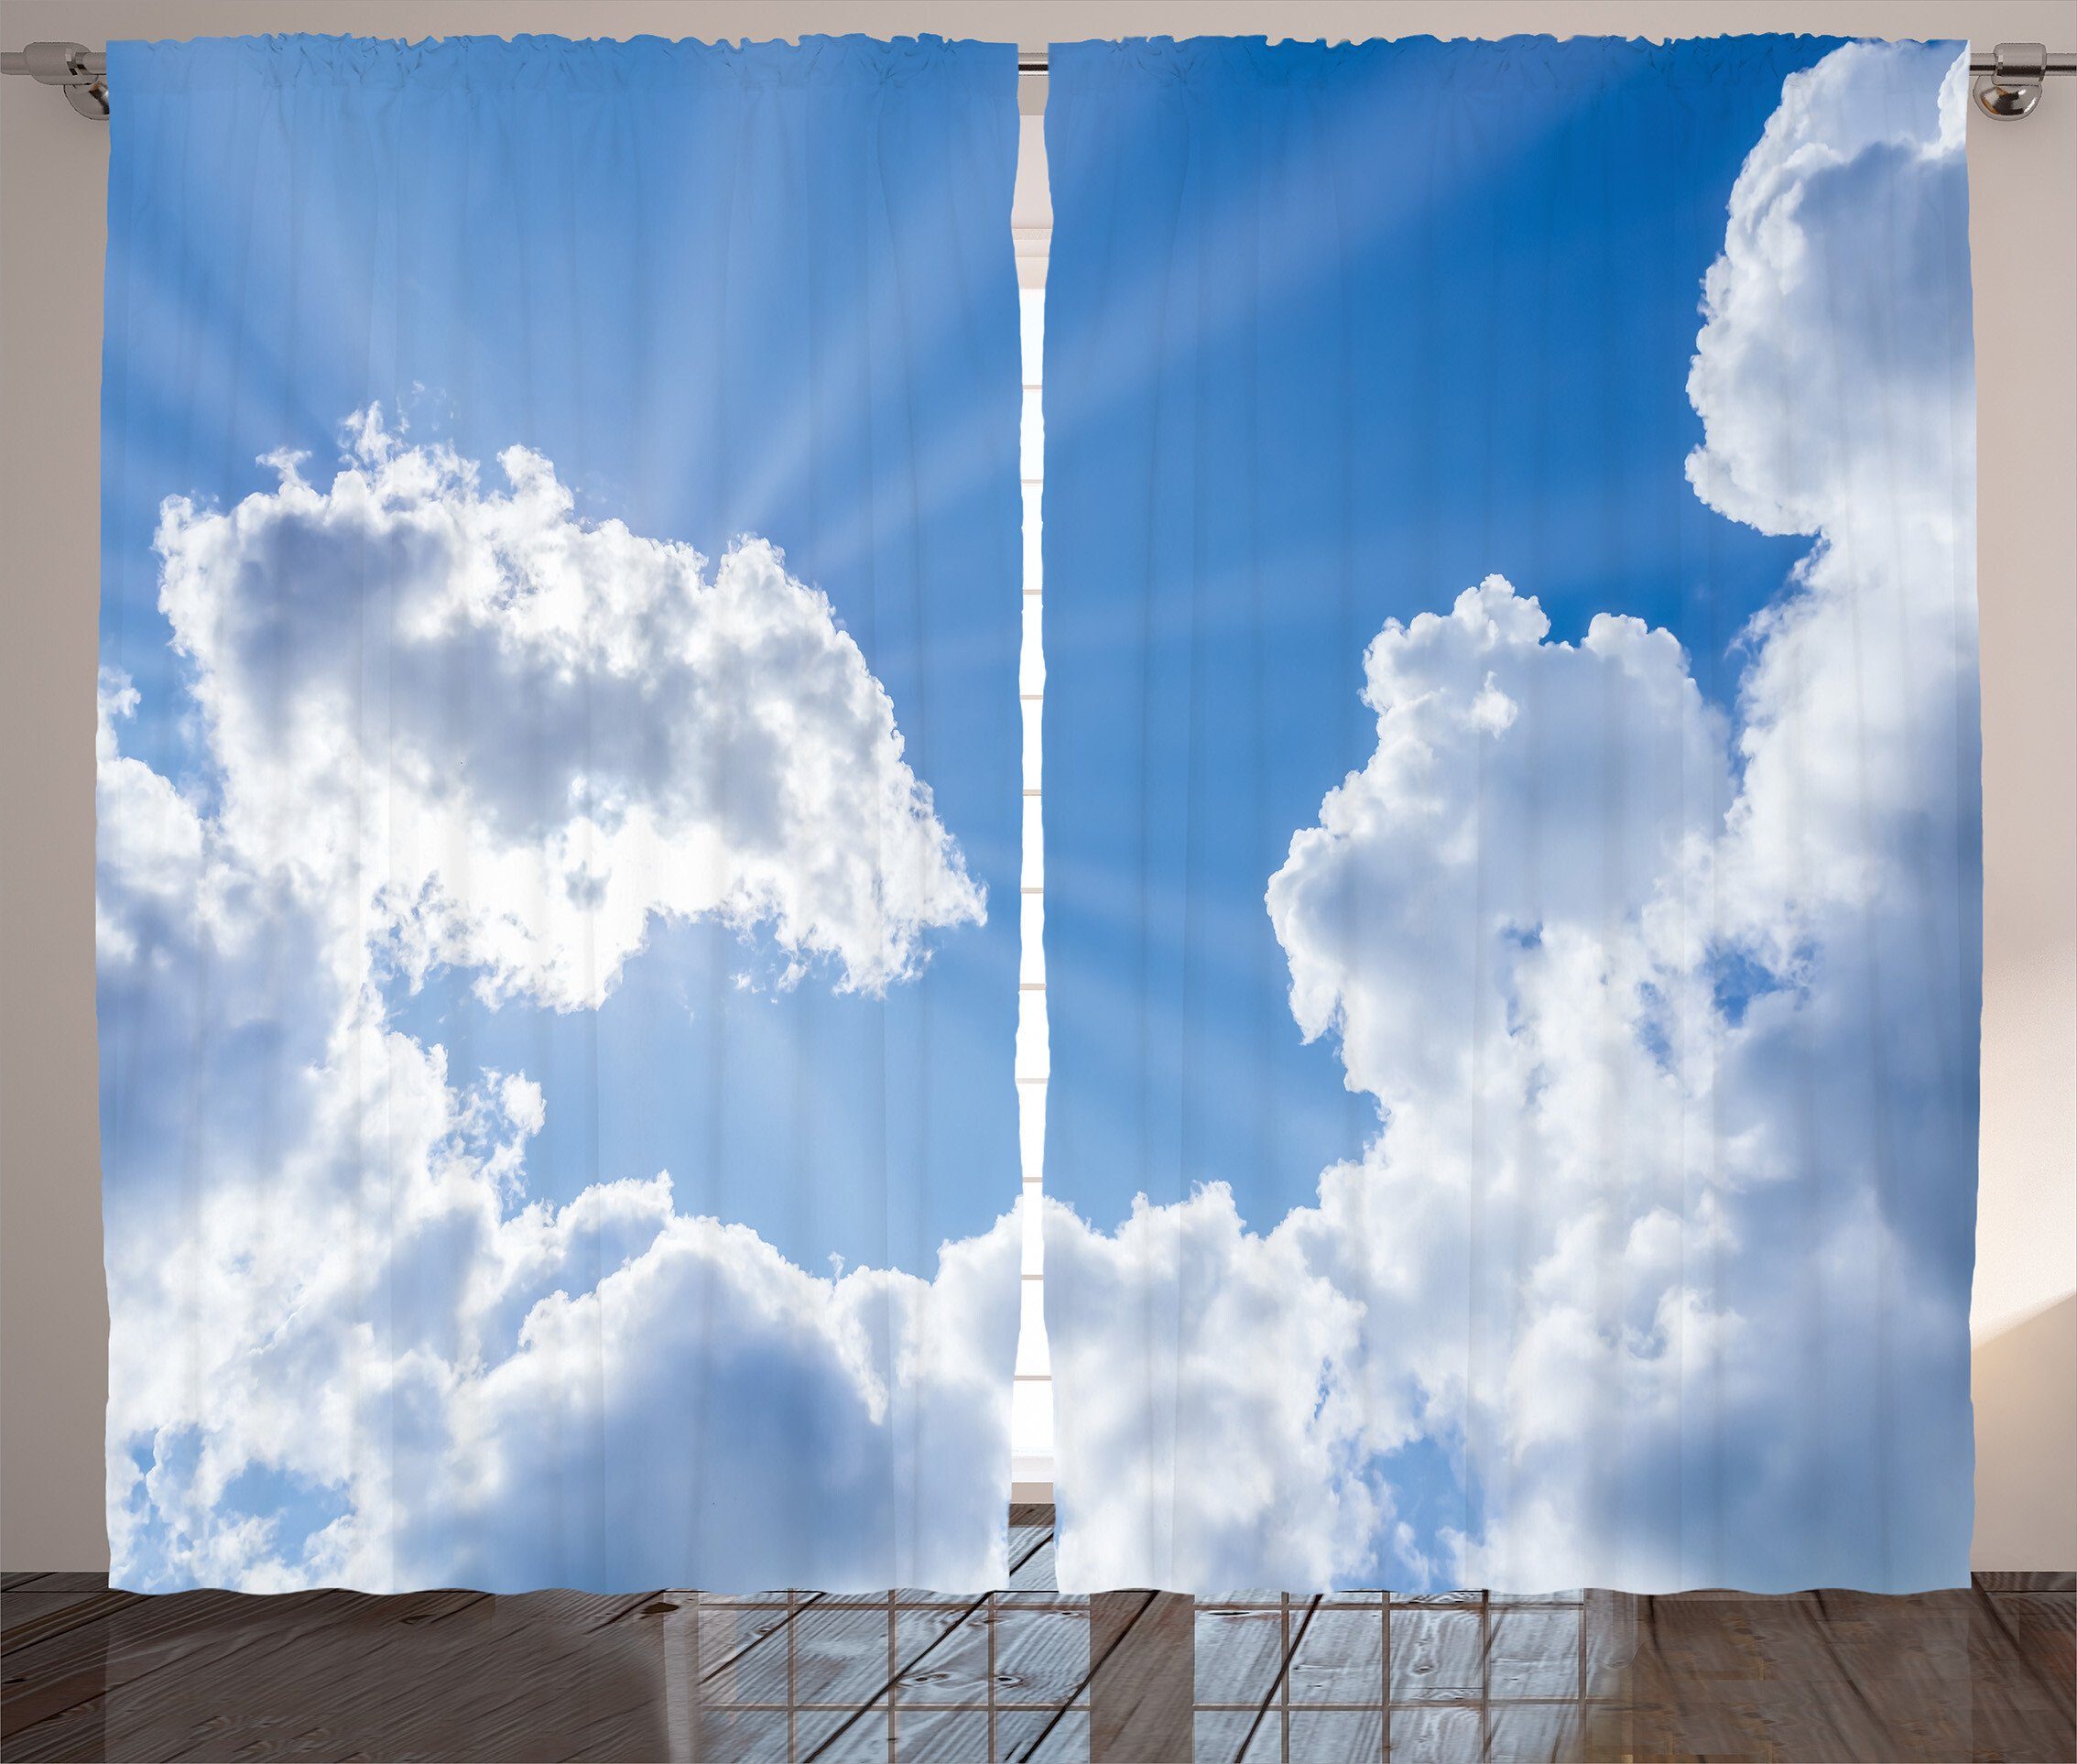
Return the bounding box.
[1038,36,1980,1596]
[97,34,1026,1595]
[95,28,1983,1609]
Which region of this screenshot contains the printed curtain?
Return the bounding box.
[97,35,1026,1594]
[97,28,1982,1610]
[1039,36,1980,1595]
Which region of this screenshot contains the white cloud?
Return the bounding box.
[1687,43,1977,956]
[1049,585,1749,1593]
[1044,1185,1382,1593]
[1267,576,1726,1112]
[100,423,1017,1593]
[398,1203,1021,1593]
[1684,43,1972,543]
[1047,41,1977,1596]
[155,408,984,1010]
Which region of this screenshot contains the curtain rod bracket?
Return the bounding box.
[1,41,108,118]
[1972,41,2070,118]
[6,39,2075,126]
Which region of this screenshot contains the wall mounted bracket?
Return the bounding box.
[1973,41,2075,118]
[1,42,107,119]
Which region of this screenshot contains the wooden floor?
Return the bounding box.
[3,1510,2070,1761]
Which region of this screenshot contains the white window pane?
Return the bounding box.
[1020,597,1046,699]
[1022,483,1043,592]
[1011,1378,1054,1458]
[1019,612,1044,702]
[1018,1082,1046,1178]
[1019,287,1045,386]
[1021,704,1044,797]
[1020,891,1045,987]
[1020,387,1044,483]
[1021,794,1043,891]
[1015,1279,1050,1374]
[1021,1189,1044,1274]
[1016,985,1049,1084]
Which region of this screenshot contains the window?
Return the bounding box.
[1010,103,1053,1502]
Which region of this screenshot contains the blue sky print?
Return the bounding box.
[96,36,1023,1594]
[1040,38,1980,1595]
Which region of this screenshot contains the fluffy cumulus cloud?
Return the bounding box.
[99,418,1016,1594]
[1047,41,1978,1595]
[156,409,983,1008]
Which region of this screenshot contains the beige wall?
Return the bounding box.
[4,0,2072,1573]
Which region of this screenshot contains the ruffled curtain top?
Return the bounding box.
[1047,32,1961,93]
[109,33,1011,96]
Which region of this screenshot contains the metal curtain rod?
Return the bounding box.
[6,39,2075,122]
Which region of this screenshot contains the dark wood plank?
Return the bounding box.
[4,1574,110,1595]
[3,1585,670,1762]
[1972,1589,2077,1712]
[2,1586,143,1651]
[1975,1571,2076,1595]
[1618,1586,2072,1764]
[1091,1590,1192,1763]
[1007,1519,1060,1595]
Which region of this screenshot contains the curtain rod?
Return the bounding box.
[6,39,2073,122]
